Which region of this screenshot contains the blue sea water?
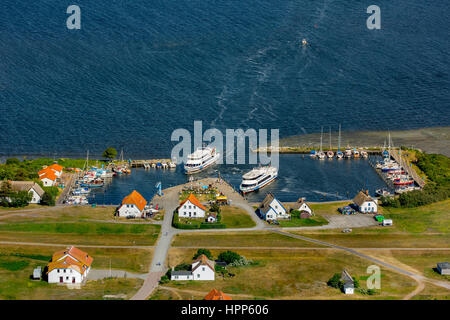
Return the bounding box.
[0,1,449,159]
[88,154,387,204]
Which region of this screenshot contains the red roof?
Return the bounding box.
[48,164,64,172]
[122,190,147,211]
[39,171,57,181]
[180,194,206,211]
[204,289,232,300]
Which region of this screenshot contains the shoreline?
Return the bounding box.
[1,126,449,162]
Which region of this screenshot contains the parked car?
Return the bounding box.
[342,228,352,233]
[338,206,355,215]
[374,215,384,222]
[382,219,393,226]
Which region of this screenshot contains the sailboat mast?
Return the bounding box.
[320,127,323,152]
[338,124,341,152]
[329,126,332,150]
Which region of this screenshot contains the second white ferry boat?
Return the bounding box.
[239,166,278,194]
[184,147,220,174]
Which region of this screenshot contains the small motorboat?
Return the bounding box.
[302,39,307,46]
[327,150,334,158]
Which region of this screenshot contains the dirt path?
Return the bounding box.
[0,241,154,249]
[403,278,425,300]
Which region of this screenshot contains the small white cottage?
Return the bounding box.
[178,194,206,218]
[353,190,378,213]
[171,254,215,281]
[39,170,57,187]
[192,254,215,281]
[117,190,147,218]
[47,246,93,284]
[258,193,289,221]
[341,269,354,295]
[0,181,45,204]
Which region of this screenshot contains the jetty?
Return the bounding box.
[391,151,426,188]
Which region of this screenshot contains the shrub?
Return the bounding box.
[218,251,241,264]
[40,192,55,206]
[193,249,213,260]
[327,273,341,288]
[228,256,254,267]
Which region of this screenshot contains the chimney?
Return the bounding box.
[365,190,369,196]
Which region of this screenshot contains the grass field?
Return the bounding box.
[0,221,161,246]
[220,206,255,228]
[174,206,255,229]
[172,231,325,248]
[0,244,150,300]
[161,248,418,300]
[278,215,328,228]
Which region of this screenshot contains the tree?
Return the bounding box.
[9,191,32,207]
[327,273,341,288]
[41,192,55,206]
[193,249,213,260]
[218,251,241,264]
[102,147,117,161]
[209,203,221,214]
[5,158,20,165]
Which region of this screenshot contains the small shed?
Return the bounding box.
[341,269,354,294]
[32,266,42,280]
[206,214,218,223]
[437,262,450,275]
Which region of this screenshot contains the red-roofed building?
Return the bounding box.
[39,170,58,187]
[204,289,232,300]
[47,164,64,177]
[47,246,93,284]
[117,190,148,217]
[179,194,206,218]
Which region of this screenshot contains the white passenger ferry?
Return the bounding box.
[184,147,220,174]
[239,166,278,194]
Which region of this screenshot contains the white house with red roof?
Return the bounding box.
[117,190,147,217]
[47,164,64,177]
[38,169,58,187]
[47,246,93,284]
[171,254,215,281]
[178,194,206,218]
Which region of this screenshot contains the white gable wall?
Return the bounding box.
[118,204,142,217]
[179,200,206,218]
[48,268,83,284]
[193,265,215,281]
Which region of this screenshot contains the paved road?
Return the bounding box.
[88,269,148,281]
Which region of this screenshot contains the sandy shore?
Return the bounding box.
[279,126,450,157]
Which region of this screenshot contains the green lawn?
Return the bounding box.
[381,200,450,233]
[278,215,328,228]
[172,231,324,248]
[173,206,255,229]
[220,206,256,228]
[0,222,161,246]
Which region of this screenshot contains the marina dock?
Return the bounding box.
[391,151,426,188]
[130,159,172,168]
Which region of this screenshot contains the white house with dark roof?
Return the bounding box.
[0,181,45,204]
[341,269,354,294]
[258,193,289,221]
[353,190,378,213]
[437,262,450,275]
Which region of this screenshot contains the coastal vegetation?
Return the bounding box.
[162,248,417,300]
